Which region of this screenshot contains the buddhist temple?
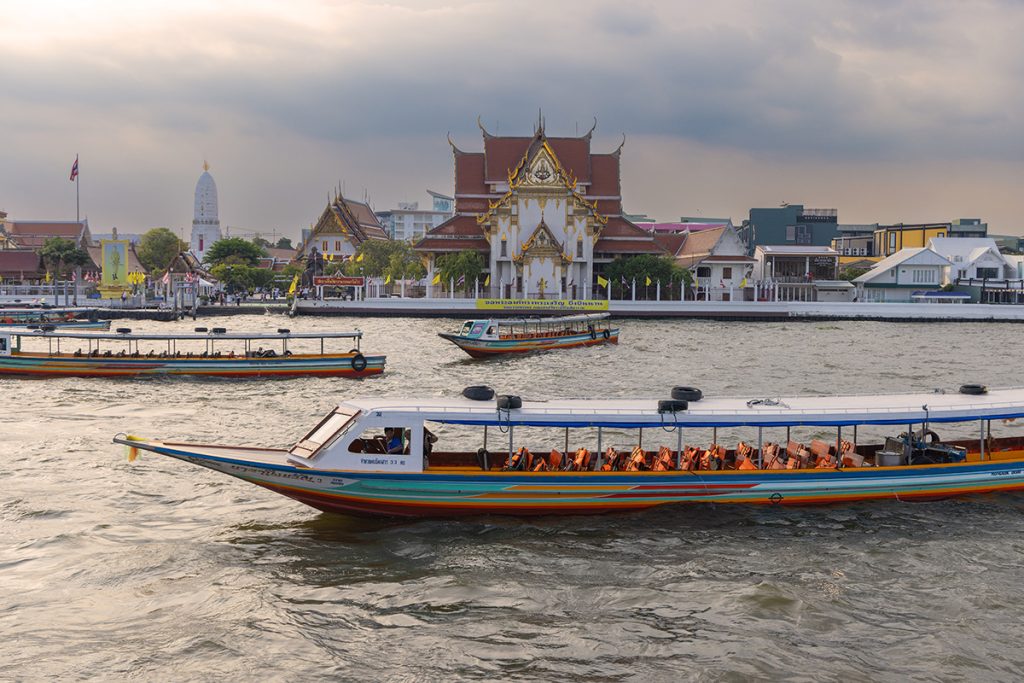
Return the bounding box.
[415,116,664,298]
[301,194,390,261]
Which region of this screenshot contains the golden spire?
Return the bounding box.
[203,160,210,172]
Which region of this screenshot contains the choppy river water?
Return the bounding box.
[3,315,1024,680]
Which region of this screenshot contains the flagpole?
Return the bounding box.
[75,154,80,223]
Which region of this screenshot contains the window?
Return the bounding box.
[976,267,999,279]
[912,268,936,284]
[577,239,583,258]
[335,240,342,251]
[954,255,963,263]
[786,226,795,241]
[500,238,507,257]
[796,225,812,245]
[722,267,733,279]
[889,233,897,251]
[322,241,328,251]
[696,266,711,278]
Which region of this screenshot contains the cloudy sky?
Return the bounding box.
[2,0,1022,240]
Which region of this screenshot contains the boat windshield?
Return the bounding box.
[460,322,474,335]
[290,407,359,458]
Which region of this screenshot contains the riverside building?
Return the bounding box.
[414,117,663,298]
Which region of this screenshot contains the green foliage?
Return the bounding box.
[137,228,186,274]
[39,237,91,277]
[604,254,690,287]
[280,261,304,280]
[435,250,485,289]
[341,241,426,280]
[839,267,870,281]
[203,237,266,267]
[276,237,293,250]
[252,236,272,248]
[209,263,275,293]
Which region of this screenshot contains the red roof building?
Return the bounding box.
[0,250,44,281]
[302,195,390,262]
[416,118,665,298]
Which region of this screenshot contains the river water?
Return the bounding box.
[3,316,1023,680]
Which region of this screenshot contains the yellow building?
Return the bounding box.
[874,223,950,258]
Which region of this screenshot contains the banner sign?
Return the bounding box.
[314,276,365,287]
[475,298,609,312]
[100,240,129,286]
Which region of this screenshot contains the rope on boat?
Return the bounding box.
[746,397,790,409]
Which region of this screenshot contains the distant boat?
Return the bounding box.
[439,312,619,358]
[0,327,385,378]
[0,308,110,330]
[114,384,1024,518]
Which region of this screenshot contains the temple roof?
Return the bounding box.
[6,220,90,248]
[0,250,43,278]
[414,215,489,253]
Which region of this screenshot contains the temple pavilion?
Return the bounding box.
[414,117,664,298]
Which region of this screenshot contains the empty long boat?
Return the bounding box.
[0,308,110,330]
[0,326,385,378]
[439,312,619,358]
[113,384,1024,517]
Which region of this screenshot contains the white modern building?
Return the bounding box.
[854,247,952,302]
[376,190,454,241]
[928,237,1011,283]
[190,162,222,262]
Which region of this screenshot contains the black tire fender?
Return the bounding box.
[351,353,367,372]
[462,385,495,401]
[497,394,522,410]
[602,329,610,340]
[959,384,987,395]
[672,386,703,402]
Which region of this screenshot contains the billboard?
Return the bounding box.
[475,298,609,311]
[101,240,129,286]
[313,276,365,287]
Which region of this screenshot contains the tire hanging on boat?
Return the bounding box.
[462,385,495,401]
[351,353,367,372]
[589,325,596,340]
[959,384,987,395]
[497,395,522,410]
[602,329,610,340]
[671,386,703,402]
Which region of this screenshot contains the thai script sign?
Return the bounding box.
[314,276,365,287]
[475,298,609,311]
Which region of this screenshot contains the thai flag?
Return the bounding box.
[69,156,78,181]
[621,276,627,285]
[456,275,465,286]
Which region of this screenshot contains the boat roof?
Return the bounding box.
[337,387,1024,428]
[470,313,610,326]
[0,328,362,341]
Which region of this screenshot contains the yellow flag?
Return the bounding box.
[288,275,298,295]
[740,277,747,288]
[597,275,608,287]
[384,274,392,285]
[431,273,441,285]
[45,271,52,283]
[355,252,364,262]
[484,274,490,286]
[645,276,652,286]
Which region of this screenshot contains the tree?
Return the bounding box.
[839,266,869,281]
[138,228,187,274]
[604,254,690,288]
[38,237,91,279]
[252,236,272,248]
[209,263,273,293]
[340,240,426,280]
[203,237,266,267]
[435,250,485,289]
[276,237,293,250]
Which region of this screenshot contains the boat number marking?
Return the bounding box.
[359,457,406,466]
[992,470,1023,477]
[769,492,783,505]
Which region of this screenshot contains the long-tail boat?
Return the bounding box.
[438,312,619,358]
[112,383,1024,518]
[0,308,110,330]
[0,326,384,378]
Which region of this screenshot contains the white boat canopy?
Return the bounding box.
[0,329,363,341]
[336,387,1024,429]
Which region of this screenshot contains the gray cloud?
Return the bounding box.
[1,0,1022,232]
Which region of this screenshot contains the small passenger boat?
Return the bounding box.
[113,383,1024,518]
[0,326,385,378]
[0,308,110,330]
[439,313,619,358]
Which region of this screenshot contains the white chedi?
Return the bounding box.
[190,161,222,262]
